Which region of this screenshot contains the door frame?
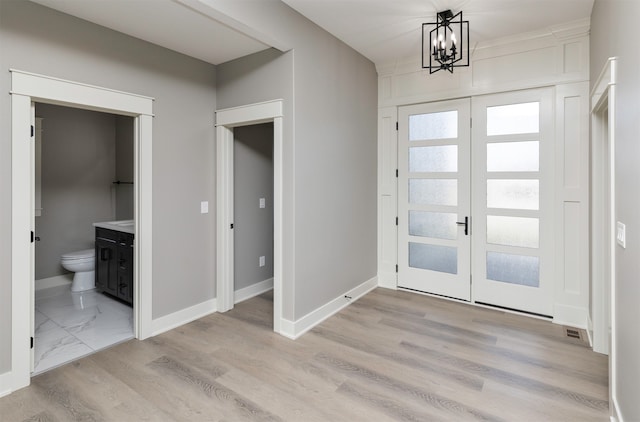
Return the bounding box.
[591,58,616,354]
[10,70,154,392]
[215,100,284,334]
[589,57,617,418]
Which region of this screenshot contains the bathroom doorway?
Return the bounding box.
[10,70,154,392]
[232,123,275,325]
[32,103,135,374]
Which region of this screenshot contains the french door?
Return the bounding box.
[471,89,554,316]
[398,88,554,316]
[398,98,471,300]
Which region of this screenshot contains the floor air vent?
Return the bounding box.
[565,328,581,339]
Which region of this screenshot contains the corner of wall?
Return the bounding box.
[279,276,377,339]
[0,370,12,398]
[150,299,217,337]
[234,278,274,304]
[611,396,623,422]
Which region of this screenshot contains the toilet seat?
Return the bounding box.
[61,249,96,292]
[61,249,94,261]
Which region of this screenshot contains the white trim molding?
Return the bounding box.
[10,69,153,116]
[552,81,591,331]
[590,57,618,422]
[215,100,283,127]
[280,277,378,340]
[11,91,32,392]
[9,69,154,394]
[234,279,274,304]
[151,299,217,337]
[35,274,72,291]
[590,58,617,355]
[216,123,235,313]
[376,19,589,107]
[553,304,589,329]
[377,106,398,290]
[611,396,623,422]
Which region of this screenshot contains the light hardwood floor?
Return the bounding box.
[0,288,609,421]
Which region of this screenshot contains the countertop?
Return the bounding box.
[93,219,135,234]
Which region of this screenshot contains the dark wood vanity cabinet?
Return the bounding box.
[95,227,134,306]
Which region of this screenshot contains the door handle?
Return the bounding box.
[456,216,469,236]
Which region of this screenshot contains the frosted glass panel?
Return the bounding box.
[487,216,539,248]
[487,141,539,172]
[487,180,539,210]
[409,179,457,206]
[486,252,539,287]
[409,211,457,239]
[409,146,458,172]
[487,102,539,136]
[409,111,458,141]
[409,243,457,274]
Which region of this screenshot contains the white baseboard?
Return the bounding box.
[151,299,217,337]
[611,395,623,422]
[279,276,378,340]
[234,278,273,304]
[553,304,589,329]
[35,274,72,291]
[0,371,12,398]
[377,271,397,290]
[585,314,594,348]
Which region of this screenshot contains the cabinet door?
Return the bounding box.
[96,238,117,296]
[117,243,134,304]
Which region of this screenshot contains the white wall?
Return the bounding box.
[0,0,216,374]
[590,1,640,420]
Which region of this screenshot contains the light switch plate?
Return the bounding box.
[259,256,265,267]
[616,221,626,248]
[259,198,266,209]
[201,201,209,214]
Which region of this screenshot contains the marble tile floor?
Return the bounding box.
[33,285,134,375]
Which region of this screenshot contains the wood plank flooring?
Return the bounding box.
[0,288,609,421]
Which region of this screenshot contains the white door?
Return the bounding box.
[398,99,471,300]
[471,88,554,316]
[397,89,555,316]
[30,104,36,372]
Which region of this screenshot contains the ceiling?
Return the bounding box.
[282,0,595,65]
[30,0,594,67]
[30,0,273,65]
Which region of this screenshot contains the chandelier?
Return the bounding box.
[422,9,469,74]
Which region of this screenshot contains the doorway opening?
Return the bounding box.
[232,123,275,321]
[215,100,285,335]
[32,103,135,374]
[10,70,153,392]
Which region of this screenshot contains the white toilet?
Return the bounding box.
[61,249,96,292]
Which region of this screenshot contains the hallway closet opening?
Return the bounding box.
[232,123,275,326]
